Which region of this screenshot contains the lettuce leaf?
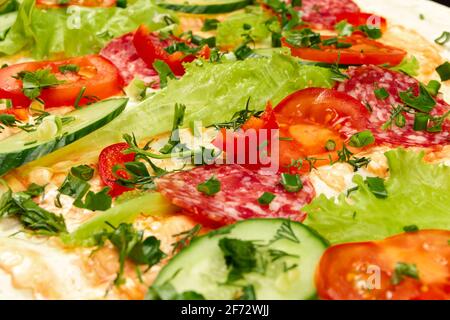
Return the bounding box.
[217,6,273,48]
[0,0,176,58]
[304,148,450,244]
[18,53,333,173]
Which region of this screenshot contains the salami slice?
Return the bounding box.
[156,165,315,227]
[297,0,360,29]
[100,33,160,87]
[336,65,450,147]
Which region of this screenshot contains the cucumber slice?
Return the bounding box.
[157,0,253,14]
[151,219,328,300]
[0,98,127,176]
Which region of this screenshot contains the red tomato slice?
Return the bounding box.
[283,35,406,66]
[335,12,387,32]
[316,230,450,300]
[0,55,123,108]
[36,0,116,8]
[133,25,204,76]
[98,143,136,197]
[212,103,279,171]
[274,88,369,171]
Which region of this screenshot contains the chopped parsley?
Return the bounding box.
[391,262,419,285]
[0,180,67,236]
[238,284,256,300]
[336,145,371,171]
[357,25,382,39]
[95,222,166,286]
[365,177,388,199]
[0,113,17,132]
[218,238,257,283]
[398,84,436,113]
[197,176,221,196]
[13,68,62,100]
[58,64,80,74]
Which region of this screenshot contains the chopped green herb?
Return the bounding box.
[74,86,87,109]
[234,43,253,60]
[365,177,388,199]
[357,25,382,39]
[335,20,354,36]
[413,112,429,131]
[257,192,276,205]
[348,130,375,148]
[159,103,186,154]
[382,105,405,130]
[427,111,450,133]
[24,183,46,197]
[210,97,262,131]
[171,224,202,254]
[0,182,66,236]
[325,139,336,151]
[271,220,300,244]
[96,223,166,286]
[391,262,419,285]
[336,145,371,171]
[76,187,112,211]
[0,114,17,132]
[58,173,90,200]
[268,249,299,262]
[398,84,436,113]
[403,225,419,232]
[374,87,389,100]
[152,60,176,88]
[202,18,219,31]
[58,64,80,74]
[434,31,450,45]
[435,61,450,81]
[70,165,94,181]
[419,13,425,20]
[280,173,303,193]
[284,29,321,48]
[218,238,257,283]
[425,80,441,96]
[197,176,221,196]
[13,69,62,100]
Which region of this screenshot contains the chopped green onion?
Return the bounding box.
[413,112,429,131]
[325,139,336,151]
[425,80,441,96]
[398,84,436,113]
[257,192,276,205]
[348,130,375,148]
[436,61,450,81]
[374,87,389,100]
[395,113,406,128]
[434,31,450,45]
[357,25,382,39]
[365,177,388,199]
[234,44,253,60]
[197,176,221,196]
[70,165,94,181]
[280,173,303,193]
[201,19,219,32]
